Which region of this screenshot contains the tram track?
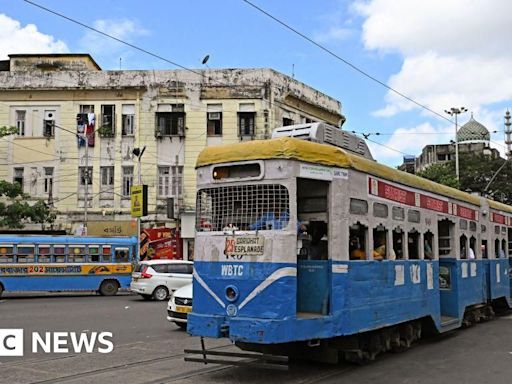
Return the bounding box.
[25,343,234,384]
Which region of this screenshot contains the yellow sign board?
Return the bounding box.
[87,220,138,237]
[131,185,147,217]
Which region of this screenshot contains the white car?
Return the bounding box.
[130,260,193,301]
[167,283,193,329]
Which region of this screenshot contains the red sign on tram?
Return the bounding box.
[368,177,477,219]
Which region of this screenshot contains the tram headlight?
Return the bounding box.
[225,285,239,302]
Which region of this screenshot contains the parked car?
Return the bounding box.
[130,260,193,301]
[167,283,192,329]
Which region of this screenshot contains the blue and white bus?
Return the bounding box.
[0,235,138,297]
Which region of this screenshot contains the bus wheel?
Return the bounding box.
[99,280,119,296]
[152,286,169,301]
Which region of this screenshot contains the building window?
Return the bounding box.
[172,166,183,197]
[43,110,55,137]
[158,167,170,197]
[283,118,294,126]
[80,105,94,113]
[99,105,115,137]
[207,112,223,136]
[44,167,53,194]
[100,166,114,188]
[239,112,255,136]
[15,110,26,136]
[156,104,185,136]
[122,104,135,136]
[122,166,134,197]
[79,167,93,186]
[13,168,24,189]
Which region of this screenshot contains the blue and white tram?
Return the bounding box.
[187,135,512,363]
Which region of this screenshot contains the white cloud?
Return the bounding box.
[352,0,512,117]
[367,122,454,165]
[314,26,353,44]
[0,14,68,59]
[79,18,149,58]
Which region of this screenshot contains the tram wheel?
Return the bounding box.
[99,280,119,296]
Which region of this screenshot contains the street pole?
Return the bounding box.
[133,146,145,261]
[444,107,468,182]
[83,131,89,232]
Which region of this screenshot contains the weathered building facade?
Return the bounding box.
[0,53,344,254]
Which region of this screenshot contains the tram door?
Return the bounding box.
[296,178,331,316]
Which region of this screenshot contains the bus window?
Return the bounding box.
[0,245,14,263]
[102,246,112,262]
[408,230,419,259]
[69,245,87,263]
[89,245,100,262]
[115,248,129,262]
[38,245,52,263]
[393,228,404,260]
[349,222,367,260]
[17,245,35,263]
[373,225,387,261]
[54,245,66,263]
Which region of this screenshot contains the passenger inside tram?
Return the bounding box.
[349,223,367,260]
[373,229,387,261]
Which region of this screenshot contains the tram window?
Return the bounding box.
[495,239,500,258]
[373,226,387,261]
[495,226,500,235]
[407,210,420,223]
[501,239,507,258]
[213,163,261,180]
[373,203,388,218]
[349,223,367,260]
[469,221,477,232]
[482,240,488,259]
[469,236,476,259]
[392,206,405,221]
[502,226,507,234]
[508,228,512,257]
[424,232,434,260]
[460,235,468,259]
[460,220,468,230]
[392,228,404,259]
[438,219,453,256]
[408,230,420,259]
[481,224,487,233]
[349,198,368,215]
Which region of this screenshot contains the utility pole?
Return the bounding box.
[132,146,146,259]
[444,107,468,181]
[83,130,89,232]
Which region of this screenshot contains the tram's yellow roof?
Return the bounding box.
[196,137,512,213]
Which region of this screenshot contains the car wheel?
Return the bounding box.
[141,294,152,300]
[175,322,187,330]
[152,286,169,301]
[99,280,119,296]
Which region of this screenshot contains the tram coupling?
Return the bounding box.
[184,338,289,371]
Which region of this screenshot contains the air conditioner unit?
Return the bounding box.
[208,112,221,120]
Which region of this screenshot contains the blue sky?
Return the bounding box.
[2,0,512,166]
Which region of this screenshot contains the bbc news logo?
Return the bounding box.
[0,329,114,356]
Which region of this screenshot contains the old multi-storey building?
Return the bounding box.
[0,53,344,255]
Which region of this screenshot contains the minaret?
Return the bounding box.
[505,110,512,159]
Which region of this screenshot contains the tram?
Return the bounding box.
[187,123,512,363]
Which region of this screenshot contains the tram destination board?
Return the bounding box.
[225,235,265,258]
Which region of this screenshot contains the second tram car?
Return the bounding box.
[187,124,512,363]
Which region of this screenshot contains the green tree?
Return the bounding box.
[416,162,460,189]
[0,180,56,229]
[0,125,18,137]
